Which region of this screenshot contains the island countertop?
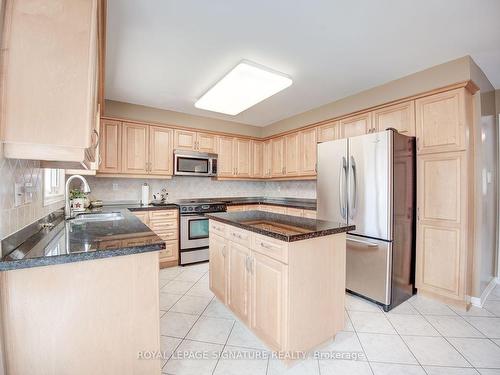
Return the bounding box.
[205,210,354,242]
[0,207,165,271]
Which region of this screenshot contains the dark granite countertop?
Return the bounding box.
[206,211,354,242]
[0,207,165,271]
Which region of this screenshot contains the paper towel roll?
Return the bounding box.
[141,183,150,205]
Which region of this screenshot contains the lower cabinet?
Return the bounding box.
[250,251,287,349]
[209,233,227,302]
[133,208,179,267]
[227,241,251,323]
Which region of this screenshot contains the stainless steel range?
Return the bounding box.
[177,199,227,265]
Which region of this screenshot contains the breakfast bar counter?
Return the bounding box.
[205,210,353,356]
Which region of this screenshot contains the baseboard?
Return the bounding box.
[471,277,499,308]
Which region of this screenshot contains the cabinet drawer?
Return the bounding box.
[252,234,288,264]
[227,226,251,247]
[285,207,303,217]
[155,229,178,241]
[149,219,177,231]
[302,210,317,219]
[159,240,178,261]
[210,221,227,237]
[150,209,178,219]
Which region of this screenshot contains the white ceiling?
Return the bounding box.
[105,0,500,126]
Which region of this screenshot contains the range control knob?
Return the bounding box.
[181,207,187,212]
[188,207,194,211]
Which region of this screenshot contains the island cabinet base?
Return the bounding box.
[209,220,346,355]
[0,252,161,375]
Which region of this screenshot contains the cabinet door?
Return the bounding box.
[227,241,251,323]
[271,137,285,177]
[251,140,264,178]
[173,130,196,151]
[416,152,467,300]
[340,112,372,138]
[263,140,272,178]
[285,133,300,176]
[415,89,467,154]
[133,211,149,226]
[234,138,251,177]
[299,128,317,175]
[99,120,122,173]
[160,241,179,263]
[373,101,415,136]
[149,126,173,175]
[317,121,339,143]
[250,252,287,349]
[209,234,227,303]
[122,123,149,174]
[217,136,234,177]
[197,132,217,153]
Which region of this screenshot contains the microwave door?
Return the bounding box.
[176,156,210,175]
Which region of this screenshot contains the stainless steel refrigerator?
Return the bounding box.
[317,129,416,311]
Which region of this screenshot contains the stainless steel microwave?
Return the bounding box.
[174,150,218,177]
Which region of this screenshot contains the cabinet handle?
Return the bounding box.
[231,232,243,239]
[91,129,100,148]
[222,245,226,257]
[260,241,273,250]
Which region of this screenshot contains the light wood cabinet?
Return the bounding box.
[271,137,286,177]
[250,252,287,349]
[373,101,416,136]
[217,136,235,177]
[173,130,216,153]
[317,121,339,143]
[227,241,251,323]
[1,0,100,164]
[209,233,227,303]
[149,127,173,175]
[263,140,272,178]
[340,112,372,138]
[251,141,264,178]
[285,133,300,176]
[415,88,468,154]
[234,138,251,177]
[99,120,122,173]
[299,128,317,175]
[416,152,468,302]
[122,123,149,174]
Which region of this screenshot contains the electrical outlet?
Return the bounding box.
[24,182,33,204]
[112,183,119,191]
[14,183,25,207]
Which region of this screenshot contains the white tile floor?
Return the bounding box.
[158,264,500,375]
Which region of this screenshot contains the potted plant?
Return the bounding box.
[70,189,87,212]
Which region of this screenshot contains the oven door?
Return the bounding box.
[175,154,214,176]
[180,215,209,250]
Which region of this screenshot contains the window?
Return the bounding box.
[43,168,65,206]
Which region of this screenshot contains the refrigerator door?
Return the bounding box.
[317,139,348,224]
[346,234,392,306]
[347,131,393,241]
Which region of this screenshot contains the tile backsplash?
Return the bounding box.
[0,147,64,242]
[84,176,316,203]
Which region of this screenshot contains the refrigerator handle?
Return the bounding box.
[339,157,347,219]
[349,156,357,219]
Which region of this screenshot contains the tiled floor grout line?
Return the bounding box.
[211,320,236,375]
[344,308,375,375]
[409,299,477,372]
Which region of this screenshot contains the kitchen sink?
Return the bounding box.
[71,212,124,223]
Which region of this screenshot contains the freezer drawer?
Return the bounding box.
[346,235,392,306]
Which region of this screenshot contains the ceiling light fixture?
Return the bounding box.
[194,60,292,116]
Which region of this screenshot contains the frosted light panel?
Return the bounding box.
[195,62,292,115]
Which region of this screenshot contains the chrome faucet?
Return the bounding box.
[65,175,91,219]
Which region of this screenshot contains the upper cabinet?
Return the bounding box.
[217,136,235,177]
[299,128,317,176]
[285,133,300,176]
[122,123,149,174]
[1,0,101,166]
[98,121,173,178]
[271,138,286,177]
[234,138,251,177]
[149,127,173,175]
[174,130,217,153]
[317,121,339,143]
[100,120,122,174]
[251,141,264,178]
[373,101,416,136]
[340,112,373,138]
[415,89,469,154]
[262,140,272,178]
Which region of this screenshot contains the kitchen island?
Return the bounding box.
[0,207,165,374]
[205,210,354,356]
